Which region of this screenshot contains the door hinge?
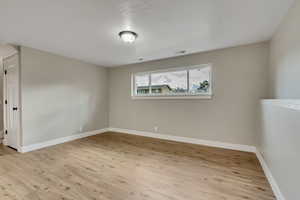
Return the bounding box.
[5,100,7,105]
[5,130,7,135]
[4,70,7,75]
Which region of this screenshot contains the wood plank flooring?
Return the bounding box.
[0,132,275,200]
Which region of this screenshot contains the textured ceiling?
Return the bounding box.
[0,0,294,67]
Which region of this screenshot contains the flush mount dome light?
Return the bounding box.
[119,31,138,43]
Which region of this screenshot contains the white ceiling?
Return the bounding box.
[0,0,294,67]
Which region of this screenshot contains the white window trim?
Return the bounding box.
[131,64,213,100]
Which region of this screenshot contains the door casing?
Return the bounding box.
[2,52,21,152]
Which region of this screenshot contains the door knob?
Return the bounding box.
[13,107,18,111]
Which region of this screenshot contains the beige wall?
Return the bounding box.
[109,42,269,146]
[20,47,109,146]
[269,0,300,98]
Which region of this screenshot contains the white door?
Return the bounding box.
[3,54,20,150]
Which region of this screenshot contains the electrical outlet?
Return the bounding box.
[79,126,83,132]
[154,126,159,132]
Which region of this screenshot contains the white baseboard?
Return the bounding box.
[15,127,286,200]
[255,150,286,200]
[17,126,284,200]
[20,128,109,153]
[108,127,285,199]
[108,127,256,153]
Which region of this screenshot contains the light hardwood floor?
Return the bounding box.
[0,132,275,200]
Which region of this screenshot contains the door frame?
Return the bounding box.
[1,52,22,152]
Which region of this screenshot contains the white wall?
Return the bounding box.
[259,1,300,199]
[109,42,269,146]
[20,47,109,146]
[259,100,300,200]
[269,0,300,98]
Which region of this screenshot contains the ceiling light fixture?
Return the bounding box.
[119,31,138,43]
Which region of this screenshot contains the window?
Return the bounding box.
[132,64,212,99]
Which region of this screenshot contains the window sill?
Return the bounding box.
[131,95,213,100]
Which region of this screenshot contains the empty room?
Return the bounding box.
[0,0,299,199]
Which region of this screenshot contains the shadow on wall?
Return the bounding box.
[20,46,109,146]
[22,82,102,144]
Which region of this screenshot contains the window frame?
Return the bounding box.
[131,64,213,100]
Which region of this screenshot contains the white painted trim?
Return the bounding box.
[2,53,22,151]
[0,130,3,144]
[108,128,285,198]
[255,150,286,200]
[0,57,4,146]
[108,128,256,152]
[131,64,213,99]
[2,138,8,146]
[3,52,18,60]
[16,126,285,200]
[19,128,109,153]
[16,127,285,199]
[132,95,212,100]
[261,99,300,111]
[134,63,212,76]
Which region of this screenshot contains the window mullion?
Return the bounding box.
[187,70,190,93]
[132,64,212,98]
[134,75,137,96]
[149,73,152,95]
